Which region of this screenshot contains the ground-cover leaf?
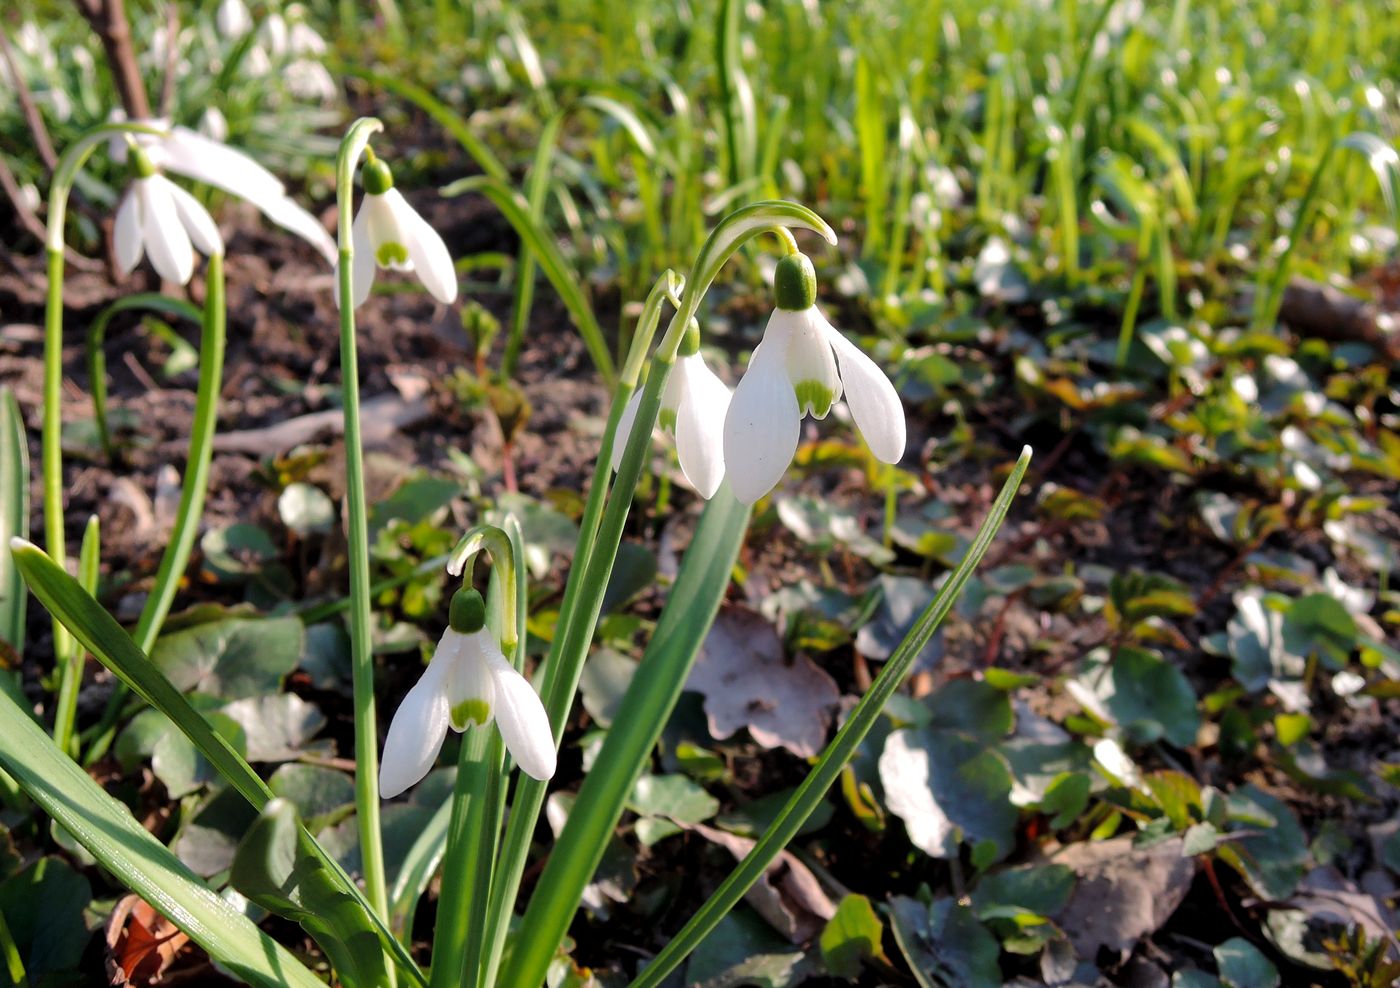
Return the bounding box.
[0,856,91,985]
[879,727,1018,861]
[819,893,886,977]
[890,896,1002,988]
[268,764,356,831]
[1214,937,1279,988]
[151,612,304,699]
[0,687,324,987]
[1219,785,1309,901]
[222,694,329,762]
[174,786,258,877]
[578,648,637,727]
[776,495,894,565]
[231,798,389,987]
[856,575,945,671]
[1071,646,1200,747]
[201,523,279,581]
[1051,835,1194,956]
[687,606,842,757]
[685,908,814,988]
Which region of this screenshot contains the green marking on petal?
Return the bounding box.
[659,408,678,433]
[794,379,837,418]
[376,241,410,267]
[450,698,491,730]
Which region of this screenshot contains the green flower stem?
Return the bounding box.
[335,116,392,942]
[426,728,493,988]
[628,448,1032,988]
[39,122,174,676]
[480,203,835,987]
[501,486,751,988]
[52,516,99,755]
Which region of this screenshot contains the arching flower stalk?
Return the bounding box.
[723,251,906,504]
[613,318,731,499]
[334,155,457,309]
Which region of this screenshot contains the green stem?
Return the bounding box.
[628,448,1032,988]
[426,729,493,988]
[42,248,69,665]
[52,516,99,755]
[336,116,392,939]
[0,905,27,988]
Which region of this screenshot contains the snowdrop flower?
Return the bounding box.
[216,0,253,36]
[113,146,224,284]
[335,157,457,309]
[612,320,731,499]
[107,112,335,262]
[285,6,329,55]
[286,58,337,101]
[380,589,555,798]
[722,252,906,504]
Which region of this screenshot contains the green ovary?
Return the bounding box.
[376,241,410,267]
[659,407,678,432]
[794,379,837,418]
[450,698,491,730]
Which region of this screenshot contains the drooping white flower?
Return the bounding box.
[286,58,337,101]
[335,158,457,309]
[216,0,253,36]
[722,252,906,505]
[107,112,336,262]
[113,150,224,284]
[379,590,555,798]
[613,329,731,499]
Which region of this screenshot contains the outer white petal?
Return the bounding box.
[445,629,498,731]
[257,194,337,263]
[723,337,801,505]
[159,126,286,206]
[161,177,224,256]
[673,354,730,499]
[334,206,375,310]
[823,321,907,464]
[486,652,556,780]
[379,654,451,798]
[390,190,457,304]
[113,188,144,276]
[137,177,194,284]
[610,390,645,473]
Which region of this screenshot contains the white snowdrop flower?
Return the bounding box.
[285,6,328,55]
[379,590,555,798]
[216,0,253,36]
[106,112,335,262]
[287,58,337,101]
[113,148,224,284]
[335,157,457,309]
[199,106,229,143]
[722,252,906,505]
[612,322,731,499]
[261,13,289,57]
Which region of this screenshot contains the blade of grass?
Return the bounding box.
[628,447,1032,988]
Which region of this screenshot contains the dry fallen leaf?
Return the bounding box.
[691,822,836,943]
[686,606,842,758]
[1050,835,1194,957]
[104,894,190,985]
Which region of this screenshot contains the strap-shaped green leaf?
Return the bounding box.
[232,799,389,986]
[8,539,427,987]
[0,687,324,988]
[0,389,25,655]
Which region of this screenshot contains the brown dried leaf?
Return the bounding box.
[686,606,841,758]
[1050,835,1194,957]
[691,822,836,943]
[104,894,190,985]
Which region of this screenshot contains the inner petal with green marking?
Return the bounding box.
[794,379,838,418]
[376,241,410,267]
[450,698,492,730]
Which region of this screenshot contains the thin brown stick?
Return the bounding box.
[74,0,152,120]
[0,25,59,170]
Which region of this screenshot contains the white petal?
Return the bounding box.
[610,390,646,473]
[364,192,412,270]
[445,629,497,731]
[487,652,556,780]
[113,188,143,275]
[161,177,223,256]
[823,321,907,464]
[722,338,801,505]
[379,655,451,798]
[137,177,194,284]
[334,206,375,310]
[673,354,730,499]
[159,127,285,206]
[390,190,457,304]
[777,307,841,418]
[257,194,337,263]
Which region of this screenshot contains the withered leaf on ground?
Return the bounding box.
[1050,835,1194,957]
[691,822,836,943]
[104,894,190,986]
[686,606,842,758]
